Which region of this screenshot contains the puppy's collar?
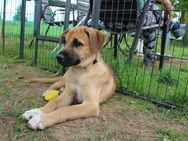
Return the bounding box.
[93,53,99,65]
[93,59,98,64]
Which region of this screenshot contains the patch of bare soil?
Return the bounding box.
[51,97,188,141]
[0,60,188,141]
[155,54,188,65]
[168,58,188,65]
[0,118,12,141]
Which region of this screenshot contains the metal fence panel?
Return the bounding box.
[0,0,22,56]
[90,0,188,109]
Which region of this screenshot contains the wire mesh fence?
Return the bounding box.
[0,0,65,71]
[24,0,65,71]
[0,0,188,110]
[90,0,188,109]
[0,0,21,57]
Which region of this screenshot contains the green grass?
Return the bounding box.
[88,123,114,141]
[1,21,62,37]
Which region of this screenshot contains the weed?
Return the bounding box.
[158,108,188,125]
[89,125,114,141]
[180,65,188,73]
[155,127,188,141]
[158,71,178,86]
[10,105,23,117]
[0,108,6,118]
[0,87,11,97]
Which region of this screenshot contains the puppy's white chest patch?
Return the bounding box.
[75,85,83,103]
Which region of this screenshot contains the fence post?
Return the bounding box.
[2,0,6,53]
[91,0,101,28]
[128,0,151,62]
[33,0,37,35]
[34,0,42,65]
[20,0,26,59]
[159,12,168,70]
[64,0,71,30]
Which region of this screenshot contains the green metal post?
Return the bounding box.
[20,0,26,59]
[2,0,6,53]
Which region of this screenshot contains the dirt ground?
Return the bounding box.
[0,56,188,141]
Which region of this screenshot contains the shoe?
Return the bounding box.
[172,24,188,38]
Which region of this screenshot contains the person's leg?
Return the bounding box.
[142,9,158,66]
[143,28,157,66]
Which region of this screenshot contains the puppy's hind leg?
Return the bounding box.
[100,77,116,103]
[24,76,64,84]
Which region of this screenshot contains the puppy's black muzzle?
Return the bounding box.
[56,50,80,67]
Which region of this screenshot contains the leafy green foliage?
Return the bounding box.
[158,70,178,86]
[171,0,188,22]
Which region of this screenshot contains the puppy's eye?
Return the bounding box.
[61,39,66,45]
[72,38,83,48]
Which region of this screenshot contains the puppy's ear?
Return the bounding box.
[84,28,105,55]
[61,29,70,44]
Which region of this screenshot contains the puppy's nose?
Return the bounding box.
[56,54,64,63]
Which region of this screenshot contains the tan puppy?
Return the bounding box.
[22,26,116,129]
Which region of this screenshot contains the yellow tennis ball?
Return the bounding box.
[44,90,59,101]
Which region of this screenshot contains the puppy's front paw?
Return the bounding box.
[22,109,41,121]
[41,90,47,97]
[28,114,45,129]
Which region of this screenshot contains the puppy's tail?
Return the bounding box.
[20,76,64,84]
